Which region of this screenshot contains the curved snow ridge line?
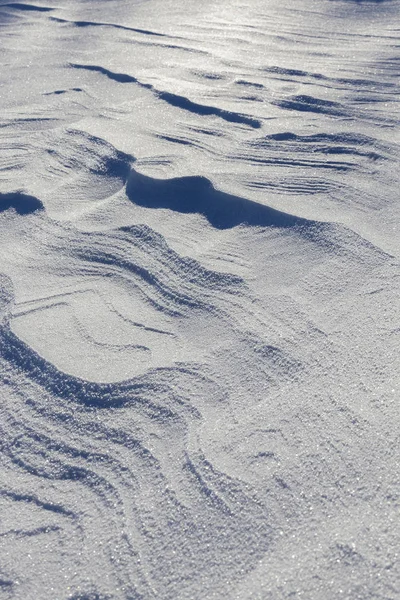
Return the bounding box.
[43,87,83,96]
[230,153,355,171]
[64,224,244,317]
[0,489,76,519]
[43,128,135,179]
[0,325,181,414]
[13,298,152,356]
[264,64,396,91]
[69,63,262,129]
[8,436,125,505]
[53,17,206,54]
[4,394,190,515]
[273,93,397,125]
[186,445,266,507]
[244,177,338,195]
[299,221,396,262]
[67,246,233,317]
[71,210,394,272]
[1,3,54,12]
[1,313,220,421]
[14,291,175,338]
[0,524,61,539]
[183,454,234,516]
[0,460,142,597]
[49,15,174,39]
[3,415,137,491]
[182,448,270,520]
[115,224,243,292]
[126,169,315,229]
[2,386,183,595]
[274,94,348,117]
[0,307,322,592]
[4,437,138,548]
[0,129,134,201]
[256,131,387,161]
[0,116,59,130]
[156,133,221,155]
[18,393,166,469]
[236,79,265,89]
[0,104,86,135]
[24,361,206,446]
[232,129,387,175]
[19,128,135,205]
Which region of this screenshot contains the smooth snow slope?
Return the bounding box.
[0,0,399,598]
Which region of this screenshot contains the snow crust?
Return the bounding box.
[0,0,399,598]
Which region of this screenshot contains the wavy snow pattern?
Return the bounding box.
[70,64,262,128]
[0,0,399,598]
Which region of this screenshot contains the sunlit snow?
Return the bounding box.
[0,0,399,598]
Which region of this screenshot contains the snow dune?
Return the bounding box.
[0,0,399,598]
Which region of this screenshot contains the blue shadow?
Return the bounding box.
[0,192,44,215]
[126,169,311,229]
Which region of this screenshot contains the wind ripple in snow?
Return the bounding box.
[0,0,399,598]
[70,64,262,129]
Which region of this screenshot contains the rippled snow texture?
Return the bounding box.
[0,0,399,598]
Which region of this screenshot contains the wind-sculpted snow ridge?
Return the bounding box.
[0,218,282,598]
[126,169,311,229]
[2,3,54,11]
[1,207,399,599]
[235,130,389,191]
[50,16,176,39]
[0,128,135,216]
[53,17,205,54]
[0,0,400,598]
[70,64,262,129]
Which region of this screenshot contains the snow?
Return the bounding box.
[0,0,399,598]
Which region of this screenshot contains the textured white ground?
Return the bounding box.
[0,0,399,599]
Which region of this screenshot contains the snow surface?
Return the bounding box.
[0,0,399,598]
